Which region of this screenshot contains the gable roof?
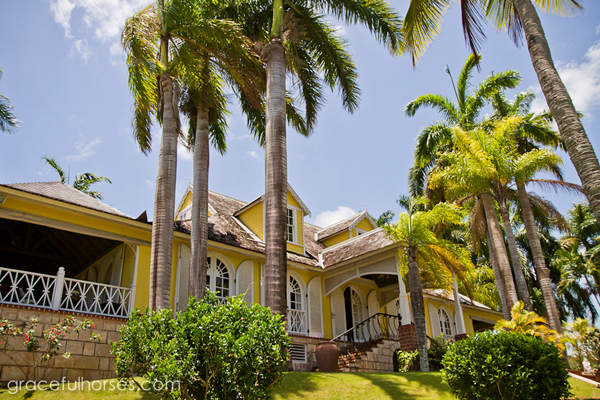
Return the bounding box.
[1,181,132,219]
[177,191,320,267]
[316,210,377,242]
[233,184,311,217]
[320,227,395,267]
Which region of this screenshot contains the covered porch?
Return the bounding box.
[0,217,139,318]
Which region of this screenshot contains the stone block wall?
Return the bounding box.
[0,305,125,384]
[289,335,326,371]
[338,340,402,372]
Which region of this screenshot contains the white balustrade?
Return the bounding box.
[60,277,132,318]
[0,267,132,318]
[0,267,57,309]
[287,309,306,335]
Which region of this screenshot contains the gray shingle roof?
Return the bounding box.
[315,211,375,242]
[320,228,395,267]
[1,182,132,219]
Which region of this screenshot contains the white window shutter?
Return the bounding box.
[307,277,323,337]
[331,288,346,337]
[428,303,441,338]
[236,260,254,307]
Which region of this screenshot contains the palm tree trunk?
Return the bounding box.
[407,246,429,372]
[486,221,511,319]
[498,198,533,311]
[517,181,562,331]
[513,0,600,224]
[149,72,178,310]
[481,192,519,310]
[264,37,288,318]
[189,109,209,300]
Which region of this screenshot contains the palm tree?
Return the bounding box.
[123,0,255,309]
[42,156,111,200]
[401,0,600,225]
[488,90,567,331]
[0,68,18,134]
[405,54,520,196]
[176,3,264,299]
[223,0,403,316]
[384,197,473,372]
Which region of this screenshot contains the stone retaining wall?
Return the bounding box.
[0,305,125,384]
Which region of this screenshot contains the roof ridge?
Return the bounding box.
[320,226,384,253]
[315,211,362,234]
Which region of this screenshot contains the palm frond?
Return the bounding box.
[402,0,452,65]
[42,156,67,183]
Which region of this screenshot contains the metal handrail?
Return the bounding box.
[331,313,402,356]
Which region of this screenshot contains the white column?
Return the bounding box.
[52,267,65,311]
[396,255,412,325]
[128,245,140,314]
[452,273,466,335]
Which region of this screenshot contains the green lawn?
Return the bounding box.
[0,373,598,399]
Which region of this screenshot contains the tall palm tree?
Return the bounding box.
[384,197,473,372]
[42,156,111,200]
[223,0,403,316]
[401,0,600,225]
[176,3,264,299]
[488,90,567,331]
[123,0,254,309]
[0,68,18,134]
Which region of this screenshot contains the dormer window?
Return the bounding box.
[287,208,296,243]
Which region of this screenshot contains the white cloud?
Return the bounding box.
[333,25,347,36]
[246,150,259,159]
[178,139,193,162]
[145,179,154,189]
[313,206,357,228]
[70,39,92,62]
[530,41,600,118]
[65,138,101,161]
[49,0,149,42]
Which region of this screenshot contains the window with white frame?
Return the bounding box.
[287,274,306,334]
[206,256,231,303]
[438,308,453,337]
[287,208,296,243]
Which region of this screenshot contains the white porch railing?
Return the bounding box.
[0,267,56,309]
[0,267,132,318]
[288,309,306,335]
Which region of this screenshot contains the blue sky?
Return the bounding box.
[1,1,599,228]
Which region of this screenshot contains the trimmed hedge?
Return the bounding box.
[441,331,570,400]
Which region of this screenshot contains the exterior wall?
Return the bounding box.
[0,305,123,384]
[133,246,151,310]
[352,218,375,236]
[462,307,502,335]
[179,191,193,213]
[237,202,264,240]
[322,231,350,247]
[120,245,137,288]
[3,197,151,244]
[289,335,324,371]
[339,339,402,372]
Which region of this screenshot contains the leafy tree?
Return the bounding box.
[384,197,473,371]
[0,68,19,133]
[42,156,111,200]
[401,0,600,227]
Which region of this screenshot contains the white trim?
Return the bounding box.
[175,184,193,218]
[437,305,455,337]
[206,251,235,298]
[307,277,324,337]
[287,205,301,245]
[177,204,192,221]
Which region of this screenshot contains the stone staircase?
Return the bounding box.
[337,339,399,372]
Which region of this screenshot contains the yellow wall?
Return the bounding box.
[134,246,151,310]
[462,308,502,335]
[120,245,137,287]
[323,231,350,247]
[238,202,264,240]
[354,218,374,232]
[4,197,151,242]
[178,191,193,214]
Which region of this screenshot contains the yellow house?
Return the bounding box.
[0,181,502,374]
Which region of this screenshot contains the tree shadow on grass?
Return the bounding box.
[357,372,454,400]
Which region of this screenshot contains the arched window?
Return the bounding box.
[351,289,363,326]
[207,256,232,304]
[287,274,306,334]
[438,308,453,337]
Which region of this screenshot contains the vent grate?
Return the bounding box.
[290,344,307,363]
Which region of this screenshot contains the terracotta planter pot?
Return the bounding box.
[316,341,339,372]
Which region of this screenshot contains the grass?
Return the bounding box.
[0,373,598,399]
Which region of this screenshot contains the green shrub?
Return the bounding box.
[441,331,570,400]
[396,349,418,372]
[112,293,290,399]
[428,335,450,371]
